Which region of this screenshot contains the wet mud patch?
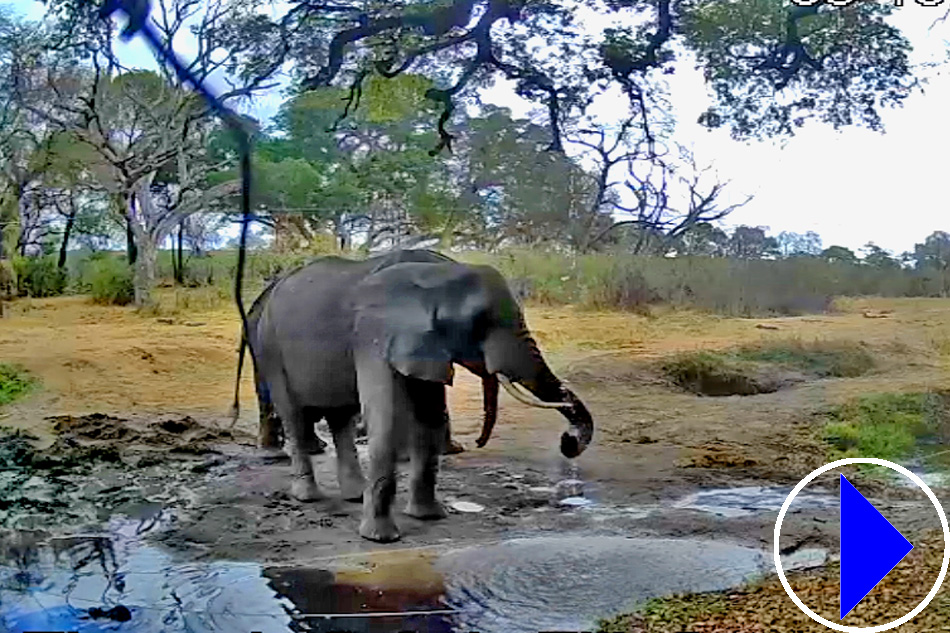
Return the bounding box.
[0,416,253,532]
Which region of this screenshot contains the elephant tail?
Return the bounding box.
[229,333,246,428]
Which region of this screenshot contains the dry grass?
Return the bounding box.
[0,293,947,479]
[598,530,950,633]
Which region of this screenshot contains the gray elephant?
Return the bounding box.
[230,249,500,461]
[231,273,327,456]
[253,256,594,542]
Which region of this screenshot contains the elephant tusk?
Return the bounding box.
[497,374,572,409]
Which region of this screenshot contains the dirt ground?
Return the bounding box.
[3,292,950,628]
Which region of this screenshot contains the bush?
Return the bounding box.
[13,256,67,297]
[84,257,135,305]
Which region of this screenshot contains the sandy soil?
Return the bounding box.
[3,292,950,628]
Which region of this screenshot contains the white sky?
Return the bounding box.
[8,0,950,255]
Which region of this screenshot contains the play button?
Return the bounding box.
[774,457,950,632]
[839,474,913,619]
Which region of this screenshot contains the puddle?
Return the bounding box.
[781,547,829,572]
[437,535,769,633]
[1,516,775,633]
[673,486,838,518]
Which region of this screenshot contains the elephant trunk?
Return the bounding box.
[511,337,594,459]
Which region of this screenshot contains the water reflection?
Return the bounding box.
[1,515,772,633]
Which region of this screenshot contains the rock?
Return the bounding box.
[450,500,485,513]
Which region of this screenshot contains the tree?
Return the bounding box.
[913,231,950,295]
[862,242,901,270]
[166,0,920,159]
[820,245,857,264]
[913,231,950,271]
[675,221,729,257]
[26,0,278,306]
[727,226,779,260]
[776,231,823,258]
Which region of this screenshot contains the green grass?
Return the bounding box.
[822,392,950,478]
[0,364,35,407]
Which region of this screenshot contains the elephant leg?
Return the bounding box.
[269,377,322,502]
[442,402,464,455]
[355,353,406,543]
[327,408,365,502]
[405,380,449,520]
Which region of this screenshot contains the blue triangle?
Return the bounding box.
[840,474,913,619]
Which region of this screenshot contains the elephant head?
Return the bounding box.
[353,261,594,458]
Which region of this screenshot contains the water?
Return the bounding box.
[436,535,769,633]
[672,486,838,518]
[0,519,771,633]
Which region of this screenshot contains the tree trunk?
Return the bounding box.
[175,220,184,284]
[58,208,76,269]
[126,219,138,265]
[133,233,157,307]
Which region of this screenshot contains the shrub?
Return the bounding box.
[85,257,135,305]
[12,256,67,297]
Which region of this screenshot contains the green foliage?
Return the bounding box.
[822,393,950,471]
[82,256,134,305]
[685,0,913,139]
[0,363,34,407]
[12,256,67,297]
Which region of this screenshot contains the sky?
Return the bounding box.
[6,0,950,256]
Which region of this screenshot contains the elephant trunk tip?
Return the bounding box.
[560,432,580,458]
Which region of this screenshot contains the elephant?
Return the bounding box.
[231,273,328,457]
[254,257,594,542]
[230,249,500,462]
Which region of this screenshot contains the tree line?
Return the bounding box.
[0,0,936,309]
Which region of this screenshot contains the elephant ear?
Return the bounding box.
[353,263,476,384]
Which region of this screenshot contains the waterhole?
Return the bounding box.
[0,519,772,633]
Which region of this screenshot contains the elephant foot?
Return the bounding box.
[404,500,447,520]
[254,447,289,463]
[443,439,465,455]
[340,476,367,503]
[290,476,323,502]
[359,516,400,542]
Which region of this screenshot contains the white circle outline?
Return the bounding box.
[774,457,950,632]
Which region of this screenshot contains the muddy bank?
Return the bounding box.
[0,415,253,531]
